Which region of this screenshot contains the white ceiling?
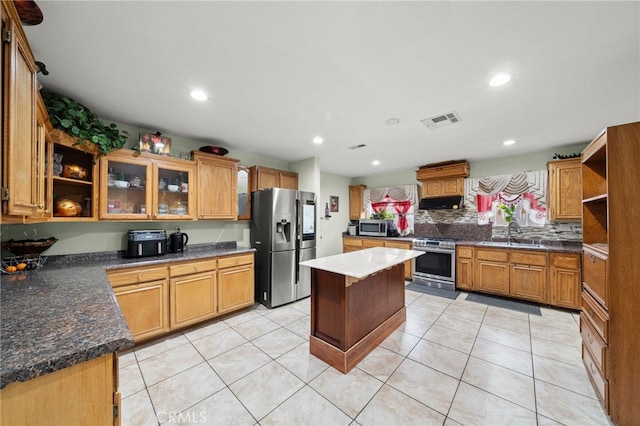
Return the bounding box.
[24,1,640,178]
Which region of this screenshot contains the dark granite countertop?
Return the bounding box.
[0,242,255,389]
[342,234,582,253]
[456,240,582,253]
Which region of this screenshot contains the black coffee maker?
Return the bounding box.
[168,228,189,253]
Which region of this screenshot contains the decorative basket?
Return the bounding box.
[1,255,48,275]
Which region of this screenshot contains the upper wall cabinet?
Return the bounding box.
[416,160,469,198]
[49,129,100,221]
[348,185,366,220]
[192,151,239,220]
[1,1,41,217]
[99,150,196,220]
[249,166,298,192]
[548,158,582,221]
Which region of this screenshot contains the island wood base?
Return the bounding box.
[309,262,405,373]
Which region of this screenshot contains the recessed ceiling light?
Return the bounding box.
[190,89,208,101]
[372,160,380,166]
[489,73,512,87]
[312,136,323,145]
[385,118,400,125]
[503,139,516,146]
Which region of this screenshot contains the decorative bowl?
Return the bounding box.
[62,163,88,180]
[199,146,229,156]
[2,237,58,256]
[55,198,82,217]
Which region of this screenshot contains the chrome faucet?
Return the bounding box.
[507,220,522,244]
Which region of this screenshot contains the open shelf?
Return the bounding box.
[582,199,608,246]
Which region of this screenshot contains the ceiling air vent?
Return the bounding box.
[348,144,367,150]
[421,111,463,129]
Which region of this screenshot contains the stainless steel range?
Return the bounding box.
[412,237,456,291]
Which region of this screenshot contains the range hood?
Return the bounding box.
[419,196,464,210]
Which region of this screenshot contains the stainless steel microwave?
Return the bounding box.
[359,219,388,237]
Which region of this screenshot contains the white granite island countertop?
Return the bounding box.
[300,247,424,279]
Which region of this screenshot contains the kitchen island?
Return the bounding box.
[300,247,423,373]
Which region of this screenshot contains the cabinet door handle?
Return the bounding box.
[590,363,596,375]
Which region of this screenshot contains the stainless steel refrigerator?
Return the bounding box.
[251,188,316,308]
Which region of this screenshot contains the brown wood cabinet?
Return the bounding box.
[458,245,580,308]
[549,252,581,309]
[192,151,239,220]
[475,249,510,295]
[108,266,170,342]
[548,158,582,221]
[1,353,119,425]
[455,246,474,291]
[249,165,298,192]
[170,259,218,328]
[342,236,413,279]
[509,251,547,303]
[580,122,640,424]
[49,129,100,221]
[108,254,255,343]
[348,185,366,220]
[217,253,255,315]
[416,160,469,198]
[99,150,196,220]
[1,1,41,217]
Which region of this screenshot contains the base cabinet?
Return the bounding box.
[111,273,170,342]
[476,260,510,295]
[0,353,118,425]
[457,245,578,308]
[475,249,510,295]
[549,253,582,309]
[108,254,254,343]
[455,246,474,291]
[218,254,255,315]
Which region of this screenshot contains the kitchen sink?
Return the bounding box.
[478,241,545,249]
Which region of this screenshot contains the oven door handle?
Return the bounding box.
[415,246,455,254]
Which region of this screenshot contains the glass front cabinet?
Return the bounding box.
[99,150,196,220]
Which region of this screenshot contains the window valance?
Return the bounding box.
[364,184,420,206]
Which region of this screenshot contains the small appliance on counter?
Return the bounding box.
[347,221,358,236]
[167,228,189,253]
[126,230,167,258]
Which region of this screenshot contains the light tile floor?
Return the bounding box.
[119,288,611,425]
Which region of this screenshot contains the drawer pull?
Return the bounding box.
[589,308,595,318]
[588,333,594,345]
[137,275,142,281]
[590,255,596,264]
[591,363,596,375]
[194,266,199,271]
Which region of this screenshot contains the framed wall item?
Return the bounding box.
[330,195,339,212]
[139,132,171,156]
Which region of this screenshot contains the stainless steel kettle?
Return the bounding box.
[168,228,188,253]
